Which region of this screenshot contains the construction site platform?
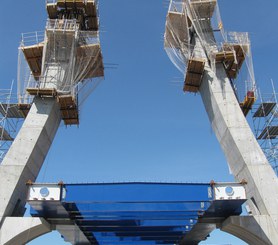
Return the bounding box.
[21,42,104,81]
[58,95,79,125]
[190,0,217,19]
[239,91,256,116]
[215,44,248,79]
[164,11,189,49]
[47,0,98,31]
[184,58,205,93]
[76,43,104,79]
[257,126,278,140]
[253,102,276,117]
[26,88,57,97]
[26,88,79,125]
[20,43,44,81]
[0,103,29,118]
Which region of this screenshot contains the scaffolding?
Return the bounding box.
[252,81,278,175]
[164,0,256,116]
[0,82,24,163]
[17,0,104,125]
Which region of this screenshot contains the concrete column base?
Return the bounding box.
[220,215,278,245]
[0,217,52,245]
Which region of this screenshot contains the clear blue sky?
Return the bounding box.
[0,0,277,244]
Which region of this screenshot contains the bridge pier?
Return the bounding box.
[221,215,276,245]
[199,63,278,244]
[0,217,52,245]
[0,97,61,225]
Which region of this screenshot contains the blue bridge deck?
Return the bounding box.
[28,182,246,244]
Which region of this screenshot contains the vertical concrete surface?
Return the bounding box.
[199,63,278,243]
[0,217,52,245]
[0,97,61,225]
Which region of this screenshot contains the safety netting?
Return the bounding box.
[164,0,256,103]
[18,18,103,106]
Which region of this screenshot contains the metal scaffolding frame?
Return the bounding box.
[0,81,23,163]
[252,80,278,174]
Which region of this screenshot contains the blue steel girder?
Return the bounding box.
[28,182,246,244]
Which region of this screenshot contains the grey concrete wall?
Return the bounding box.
[199,63,278,243]
[0,217,52,245]
[0,97,61,224]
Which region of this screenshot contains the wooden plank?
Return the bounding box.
[183,58,205,93]
[164,11,189,49]
[57,95,79,125]
[47,3,58,19]
[215,43,248,79]
[26,88,57,96]
[64,118,79,125]
[183,84,199,93]
[85,0,97,17]
[76,44,104,79]
[21,43,44,81]
[215,51,234,63]
[0,104,26,118]
[57,0,85,8]
[18,104,31,118]
[190,0,217,19]
[87,16,98,30]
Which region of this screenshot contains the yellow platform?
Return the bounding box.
[26,88,57,97]
[21,43,44,81]
[184,58,205,93]
[215,44,248,79]
[58,95,79,125]
[240,91,256,116]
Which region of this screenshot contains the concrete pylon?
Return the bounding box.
[0,217,52,245]
[0,97,61,225]
[199,62,278,243]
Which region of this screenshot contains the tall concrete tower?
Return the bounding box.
[0,0,103,228]
[164,0,278,244]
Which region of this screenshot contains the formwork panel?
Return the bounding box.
[183,58,205,93]
[26,88,57,97]
[76,44,104,79]
[164,11,189,49]
[190,0,217,19]
[21,43,44,80]
[58,95,79,125]
[215,44,248,80]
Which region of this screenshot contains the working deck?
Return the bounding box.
[47,0,98,31]
[164,11,189,49]
[239,91,256,116]
[184,58,205,93]
[253,102,276,118]
[215,44,248,79]
[20,43,44,81]
[257,126,278,140]
[58,95,79,125]
[190,0,217,19]
[26,88,79,125]
[21,42,104,81]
